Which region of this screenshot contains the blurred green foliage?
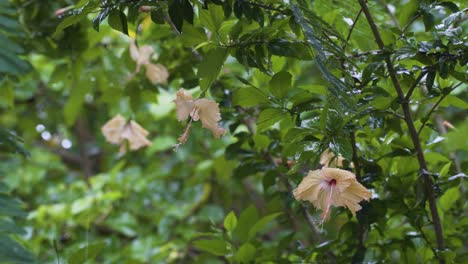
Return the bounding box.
[0,0,467,263]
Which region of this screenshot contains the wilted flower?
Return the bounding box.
[101,114,152,155]
[174,89,226,144]
[293,168,371,222]
[129,39,169,85]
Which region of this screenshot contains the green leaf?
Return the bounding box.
[151,8,165,24]
[438,95,468,109]
[199,4,225,32]
[182,0,194,24]
[269,71,292,99]
[0,219,25,235]
[224,211,238,232]
[0,193,26,217]
[0,235,36,264]
[0,34,24,54]
[53,2,97,37]
[235,243,256,263]
[232,87,269,107]
[268,39,313,60]
[197,47,228,91]
[68,241,106,264]
[247,212,282,241]
[234,205,258,242]
[439,187,460,212]
[169,0,184,33]
[257,108,285,132]
[0,79,14,108]
[0,50,31,75]
[193,239,229,256]
[0,15,21,32]
[108,10,128,35]
[181,24,207,47]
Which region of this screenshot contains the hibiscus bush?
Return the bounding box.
[0,0,467,263]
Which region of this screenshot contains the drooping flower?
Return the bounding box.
[293,168,371,221]
[174,89,226,144]
[101,114,152,155]
[129,39,169,85]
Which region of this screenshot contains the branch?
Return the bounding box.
[357,1,445,262]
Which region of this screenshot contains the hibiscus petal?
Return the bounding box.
[138,45,154,65]
[121,121,152,153]
[129,39,140,62]
[174,89,195,121]
[193,98,226,138]
[101,114,126,144]
[293,168,371,221]
[145,63,169,85]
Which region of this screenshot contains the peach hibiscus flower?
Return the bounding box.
[293,168,371,222]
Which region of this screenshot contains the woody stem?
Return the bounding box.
[357,1,445,263]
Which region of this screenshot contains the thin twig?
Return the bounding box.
[404,70,428,101]
[346,9,363,44]
[357,1,445,262]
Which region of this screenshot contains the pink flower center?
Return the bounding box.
[322,178,337,223]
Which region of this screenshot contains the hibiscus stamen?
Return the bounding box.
[322,179,337,222]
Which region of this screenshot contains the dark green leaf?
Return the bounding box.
[108,10,128,35]
[150,9,165,24]
[268,39,313,60]
[183,0,194,24]
[169,1,184,32]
